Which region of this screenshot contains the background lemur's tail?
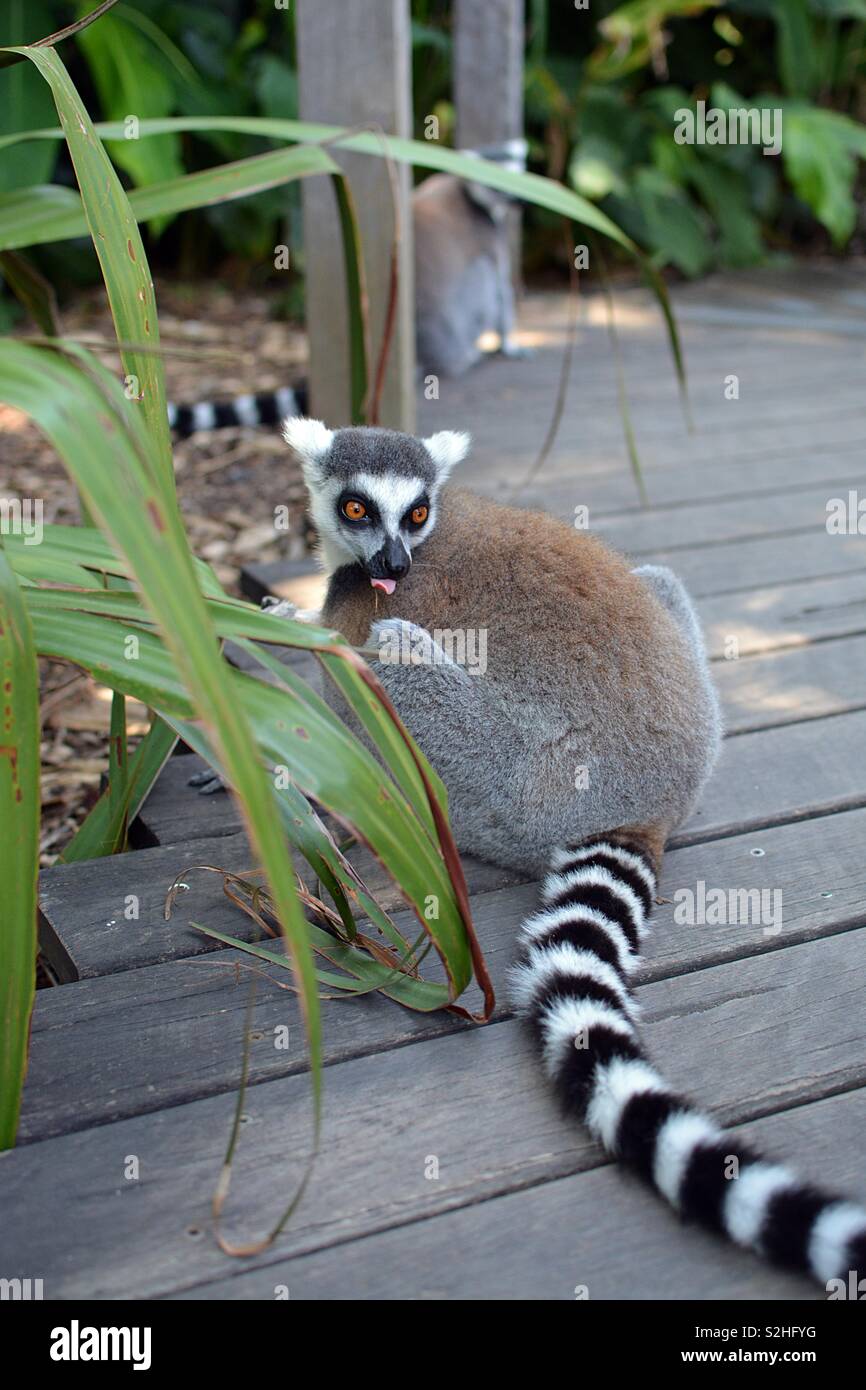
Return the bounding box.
[167,382,307,438]
[508,828,866,1287]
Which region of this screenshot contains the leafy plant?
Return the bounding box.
[529,0,866,273]
[0,13,489,1230]
[0,8,686,1243]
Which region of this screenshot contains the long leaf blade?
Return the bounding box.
[0,544,39,1149]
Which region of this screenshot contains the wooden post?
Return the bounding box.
[296,0,415,431]
[453,0,525,280]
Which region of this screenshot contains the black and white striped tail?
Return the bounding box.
[167,383,308,438]
[508,832,866,1287]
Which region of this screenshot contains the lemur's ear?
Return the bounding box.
[283,417,334,484]
[422,430,471,482]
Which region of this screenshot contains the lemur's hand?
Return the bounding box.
[261,595,296,618]
[500,336,535,360]
[261,595,322,624]
[369,618,464,671]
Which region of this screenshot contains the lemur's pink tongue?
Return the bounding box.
[371,577,397,595]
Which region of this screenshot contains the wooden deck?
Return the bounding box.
[5,264,866,1300]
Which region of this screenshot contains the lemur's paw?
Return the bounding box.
[188,767,227,796]
[369,618,455,668]
[261,595,321,624]
[261,596,297,618]
[500,338,535,360]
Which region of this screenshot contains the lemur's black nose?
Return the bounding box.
[381,536,410,579]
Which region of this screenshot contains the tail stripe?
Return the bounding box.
[553,1027,644,1110]
[510,943,636,1018]
[542,871,644,951]
[678,1139,759,1232]
[540,999,635,1080]
[654,1111,722,1205]
[509,835,866,1286]
[553,844,655,919]
[809,1203,866,1284]
[520,905,636,976]
[762,1186,829,1270]
[552,838,654,884]
[723,1163,796,1247]
[615,1089,689,1181]
[584,1057,669,1149]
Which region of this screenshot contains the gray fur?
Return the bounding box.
[633,563,711,662]
[325,428,440,486]
[366,613,720,878]
[414,148,528,378]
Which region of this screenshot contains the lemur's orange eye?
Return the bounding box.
[342,499,367,521]
[411,504,429,526]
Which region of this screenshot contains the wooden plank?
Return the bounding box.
[634,530,866,600]
[38,821,524,982]
[460,395,866,470]
[461,284,863,385]
[179,1089,866,1301]
[296,0,415,429]
[700,573,866,658]
[44,703,866,982]
[674,300,866,339]
[414,286,866,508]
[130,753,244,846]
[715,633,866,733]
[88,707,866,978]
[680,709,866,844]
[421,332,866,458]
[37,832,262,981]
[513,450,866,519]
[4,929,866,1297]
[20,808,866,1142]
[592,484,849,555]
[675,264,866,316]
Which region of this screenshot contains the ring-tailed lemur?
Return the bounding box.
[414,138,530,378]
[167,141,528,437]
[274,415,866,1290]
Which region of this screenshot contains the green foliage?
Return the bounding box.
[778,100,866,244]
[2,1,864,285]
[537,0,866,274]
[0,1,59,192]
[0,27,494,1178]
[0,541,39,1148]
[73,4,184,230]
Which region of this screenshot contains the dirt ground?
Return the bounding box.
[2,281,311,864]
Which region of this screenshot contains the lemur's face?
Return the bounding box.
[283,420,469,591]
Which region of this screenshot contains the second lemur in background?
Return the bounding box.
[413,138,530,377]
[167,141,529,436]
